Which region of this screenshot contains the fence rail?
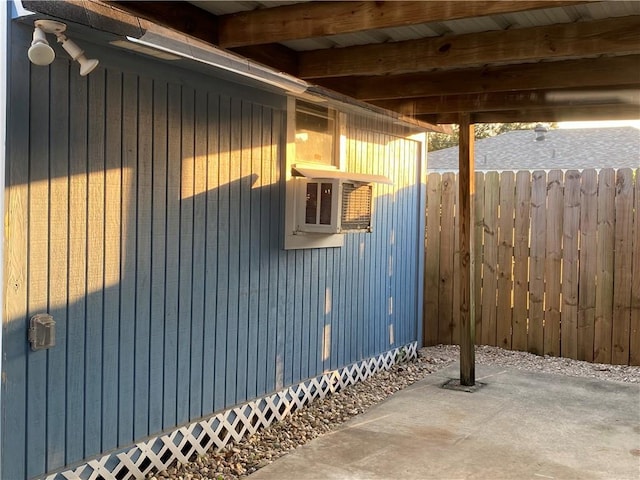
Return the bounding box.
[423,168,639,366]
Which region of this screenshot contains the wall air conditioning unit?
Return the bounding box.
[292,166,392,234]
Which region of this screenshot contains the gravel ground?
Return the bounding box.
[150,345,640,480]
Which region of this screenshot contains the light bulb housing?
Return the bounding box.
[28,26,55,66]
[78,55,100,77]
[57,34,99,76]
[28,20,99,76]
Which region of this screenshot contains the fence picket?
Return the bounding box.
[474,173,485,345]
[481,172,499,346]
[496,172,514,349]
[438,172,456,344]
[577,169,597,362]
[528,171,546,355]
[612,168,634,365]
[512,171,531,352]
[631,173,640,366]
[561,170,581,359]
[544,170,563,357]
[452,176,461,346]
[424,173,442,346]
[594,169,615,364]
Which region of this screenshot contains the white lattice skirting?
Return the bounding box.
[45,342,417,480]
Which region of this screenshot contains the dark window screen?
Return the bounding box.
[305,182,318,224]
[319,183,333,225]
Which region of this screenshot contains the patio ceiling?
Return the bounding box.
[108,0,640,124]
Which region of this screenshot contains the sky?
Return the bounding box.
[558,120,640,129]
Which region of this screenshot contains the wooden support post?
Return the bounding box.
[459,113,475,386]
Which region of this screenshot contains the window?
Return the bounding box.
[284,98,345,249]
[306,181,335,225]
[295,101,337,166]
[283,98,391,249]
[299,178,340,234]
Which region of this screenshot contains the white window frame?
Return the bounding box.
[284,97,346,249]
[296,178,341,234]
[283,98,392,249]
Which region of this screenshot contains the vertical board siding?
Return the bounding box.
[163,83,181,429]
[47,60,70,472]
[149,80,168,434]
[85,66,106,456]
[135,76,153,439]
[119,71,138,447]
[67,69,89,464]
[251,105,265,399]
[4,34,30,480]
[236,100,252,404]
[202,91,220,413]
[214,95,231,412]
[424,168,639,365]
[26,58,50,479]
[4,32,423,478]
[190,88,208,419]
[176,85,195,427]
[225,96,241,407]
[103,69,123,449]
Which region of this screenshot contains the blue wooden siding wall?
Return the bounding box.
[3,24,423,479]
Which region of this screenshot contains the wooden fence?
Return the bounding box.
[423,168,640,366]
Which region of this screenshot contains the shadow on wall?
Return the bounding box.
[4,33,291,475]
[3,22,423,478]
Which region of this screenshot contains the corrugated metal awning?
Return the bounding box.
[292,166,392,184]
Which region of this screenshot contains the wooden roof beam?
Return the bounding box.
[218,1,589,48]
[108,1,220,44]
[299,16,640,78]
[372,87,640,115]
[316,56,640,101]
[231,44,300,76]
[423,104,640,124]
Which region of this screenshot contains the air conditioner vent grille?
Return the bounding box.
[341,183,372,231]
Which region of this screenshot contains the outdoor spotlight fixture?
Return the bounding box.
[28,24,55,66]
[56,34,99,76]
[28,20,99,76]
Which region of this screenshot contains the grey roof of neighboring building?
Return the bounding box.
[427,126,640,172]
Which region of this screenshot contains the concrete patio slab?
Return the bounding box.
[249,364,640,480]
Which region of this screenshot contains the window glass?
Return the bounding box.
[295,100,336,166]
[304,181,335,226]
